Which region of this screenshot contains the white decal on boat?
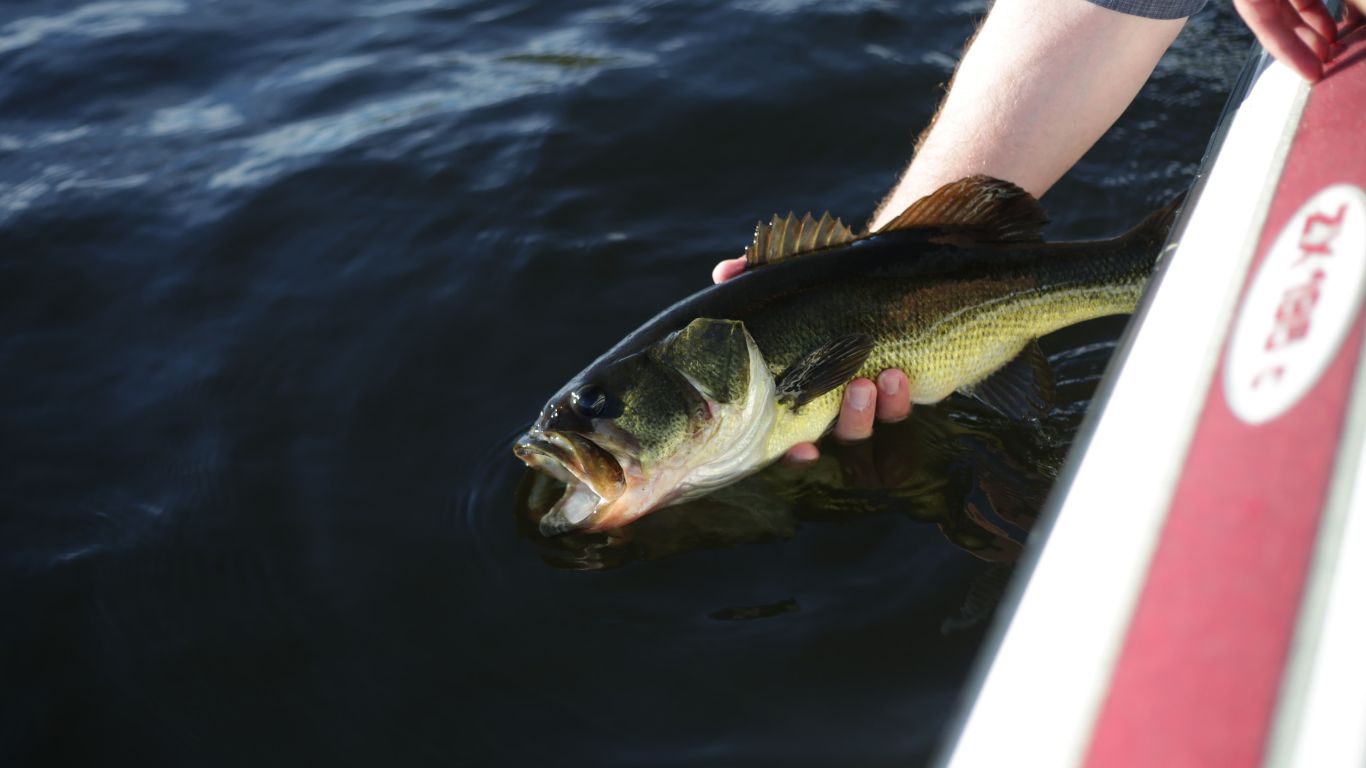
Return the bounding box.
[1226,184,1366,425]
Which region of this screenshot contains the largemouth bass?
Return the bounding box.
[516,176,1181,535]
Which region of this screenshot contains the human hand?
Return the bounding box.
[711,256,913,463]
[1234,0,1339,81]
[1347,0,1366,33]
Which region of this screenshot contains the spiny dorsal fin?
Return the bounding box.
[744,211,856,268]
[880,175,1048,243]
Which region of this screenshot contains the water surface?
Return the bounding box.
[0,1,1251,765]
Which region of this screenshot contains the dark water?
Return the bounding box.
[1,1,1250,766]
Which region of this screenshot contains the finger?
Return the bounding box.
[1236,0,1325,80]
[874,369,912,423]
[711,257,746,285]
[832,378,876,442]
[1290,0,1338,43]
[782,442,820,464]
[1266,19,1327,80]
[1293,19,1332,61]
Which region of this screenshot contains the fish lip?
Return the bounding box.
[514,432,625,492]
[514,431,628,535]
[514,435,578,484]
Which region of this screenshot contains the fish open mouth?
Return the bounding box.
[514,431,626,535]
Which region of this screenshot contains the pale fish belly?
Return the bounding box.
[866,279,1145,403]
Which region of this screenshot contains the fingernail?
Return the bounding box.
[848,385,872,411]
[878,370,900,396]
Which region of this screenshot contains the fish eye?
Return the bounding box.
[571,385,623,419]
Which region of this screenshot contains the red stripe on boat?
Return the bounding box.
[1085,27,1366,768]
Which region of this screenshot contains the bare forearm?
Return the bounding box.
[870,0,1185,230]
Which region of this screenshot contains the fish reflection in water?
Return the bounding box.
[515,398,1068,569]
[514,399,1073,633]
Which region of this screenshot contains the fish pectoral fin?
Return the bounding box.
[744,211,858,269]
[775,334,876,409]
[879,175,1048,244]
[959,340,1055,420]
[653,317,753,403]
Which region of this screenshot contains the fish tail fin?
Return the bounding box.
[1122,189,1188,252]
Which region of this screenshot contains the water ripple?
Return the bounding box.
[0,165,72,217]
[0,1,188,57]
[357,0,473,18]
[210,86,476,189]
[147,96,245,137]
[214,40,652,190]
[0,164,150,220]
[259,54,381,90]
[735,0,894,13]
[0,0,1255,763]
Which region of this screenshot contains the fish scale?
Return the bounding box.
[739,246,1153,455]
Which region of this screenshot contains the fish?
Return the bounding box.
[515,175,1182,536]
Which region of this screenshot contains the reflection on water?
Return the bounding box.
[0,1,189,57]
[516,404,1057,572]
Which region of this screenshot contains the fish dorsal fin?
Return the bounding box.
[744,211,856,268]
[880,175,1048,243]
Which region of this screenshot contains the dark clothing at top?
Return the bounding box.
[1087,0,1208,20]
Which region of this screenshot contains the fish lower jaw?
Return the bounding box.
[585,474,686,531]
[541,465,698,535]
[538,482,605,535]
